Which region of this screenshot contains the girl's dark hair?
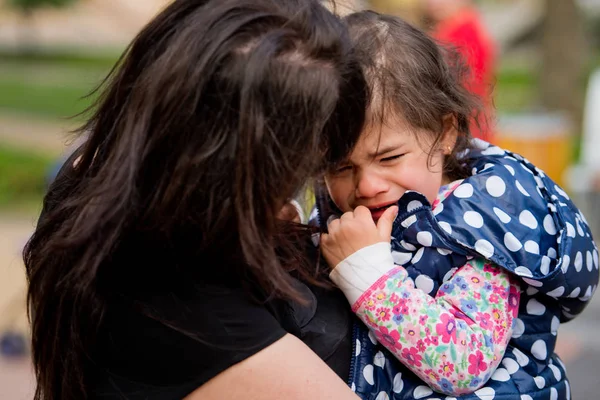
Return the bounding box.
[345,10,482,180]
[23,0,367,398]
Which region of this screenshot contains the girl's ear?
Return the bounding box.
[441,114,458,155]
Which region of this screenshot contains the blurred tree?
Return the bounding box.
[8,0,79,51]
[539,0,587,133]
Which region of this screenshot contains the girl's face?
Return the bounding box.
[324,117,455,222]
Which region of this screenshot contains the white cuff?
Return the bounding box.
[329,242,396,305]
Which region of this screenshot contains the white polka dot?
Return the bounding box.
[516,181,530,196]
[550,387,558,400]
[504,232,523,252]
[561,255,570,273]
[401,240,417,251]
[483,163,495,170]
[438,221,452,234]
[411,247,425,264]
[523,277,543,287]
[393,373,404,393]
[514,266,533,277]
[486,176,506,197]
[374,351,386,368]
[354,339,362,356]
[454,183,474,198]
[413,385,433,399]
[581,285,594,301]
[491,368,510,382]
[482,146,505,156]
[547,286,565,298]
[548,247,557,258]
[577,220,585,236]
[566,380,571,400]
[513,347,530,366]
[368,330,378,345]
[351,382,356,392]
[493,207,511,223]
[524,240,540,254]
[512,318,525,338]
[521,395,533,400]
[443,268,458,282]
[519,210,538,229]
[527,299,546,315]
[416,231,433,247]
[568,287,581,298]
[502,358,520,374]
[433,202,444,215]
[391,251,412,265]
[504,164,516,175]
[415,275,434,294]
[540,256,551,275]
[375,391,389,400]
[363,364,375,385]
[534,375,546,389]
[437,248,453,256]
[464,211,484,228]
[549,364,562,381]
[531,339,548,360]
[551,316,560,335]
[594,250,599,270]
[475,239,495,259]
[526,286,539,296]
[566,222,576,238]
[574,252,583,272]
[587,251,594,272]
[407,200,423,212]
[555,185,570,200]
[474,387,495,399]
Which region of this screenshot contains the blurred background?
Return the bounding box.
[0,0,598,398]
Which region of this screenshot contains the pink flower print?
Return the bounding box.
[375,326,403,352]
[401,346,423,367]
[470,275,483,287]
[419,315,429,325]
[476,313,492,330]
[376,307,392,322]
[489,293,500,304]
[403,323,421,342]
[365,298,377,311]
[375,291,387,302]
[493,284,508,299]
[392,300,409,316]
[468,350,488,375]
[389,293,400,304]
[416,339,427,352]
[439,360,455,377]
[424,336,439,346]
[474,291,481,300]
[484,263,501,275]
[424,368,440,382]
[491,308,502,322]
[456,330,469,350]
[436,314,457,344]
[508,291,519,314]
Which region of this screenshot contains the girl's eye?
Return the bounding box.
[381,154,404,162]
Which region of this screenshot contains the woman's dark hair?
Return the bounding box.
[345,10,482,180]
[23,0,367,398]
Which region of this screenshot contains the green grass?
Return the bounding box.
[0,144,55,210]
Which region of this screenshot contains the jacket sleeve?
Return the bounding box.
[330,243,521,395]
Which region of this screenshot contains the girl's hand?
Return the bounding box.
[321,205,398,269]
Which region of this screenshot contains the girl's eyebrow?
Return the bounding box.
[368,143,405,158]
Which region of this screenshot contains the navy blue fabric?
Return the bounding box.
[316,140,598,400]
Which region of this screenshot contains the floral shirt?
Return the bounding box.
[330,182,522,395]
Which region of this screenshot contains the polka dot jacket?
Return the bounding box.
[314,140,598,400]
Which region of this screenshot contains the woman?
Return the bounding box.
[23,0,367,398]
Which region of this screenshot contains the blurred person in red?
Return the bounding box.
[424,0,497,142]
